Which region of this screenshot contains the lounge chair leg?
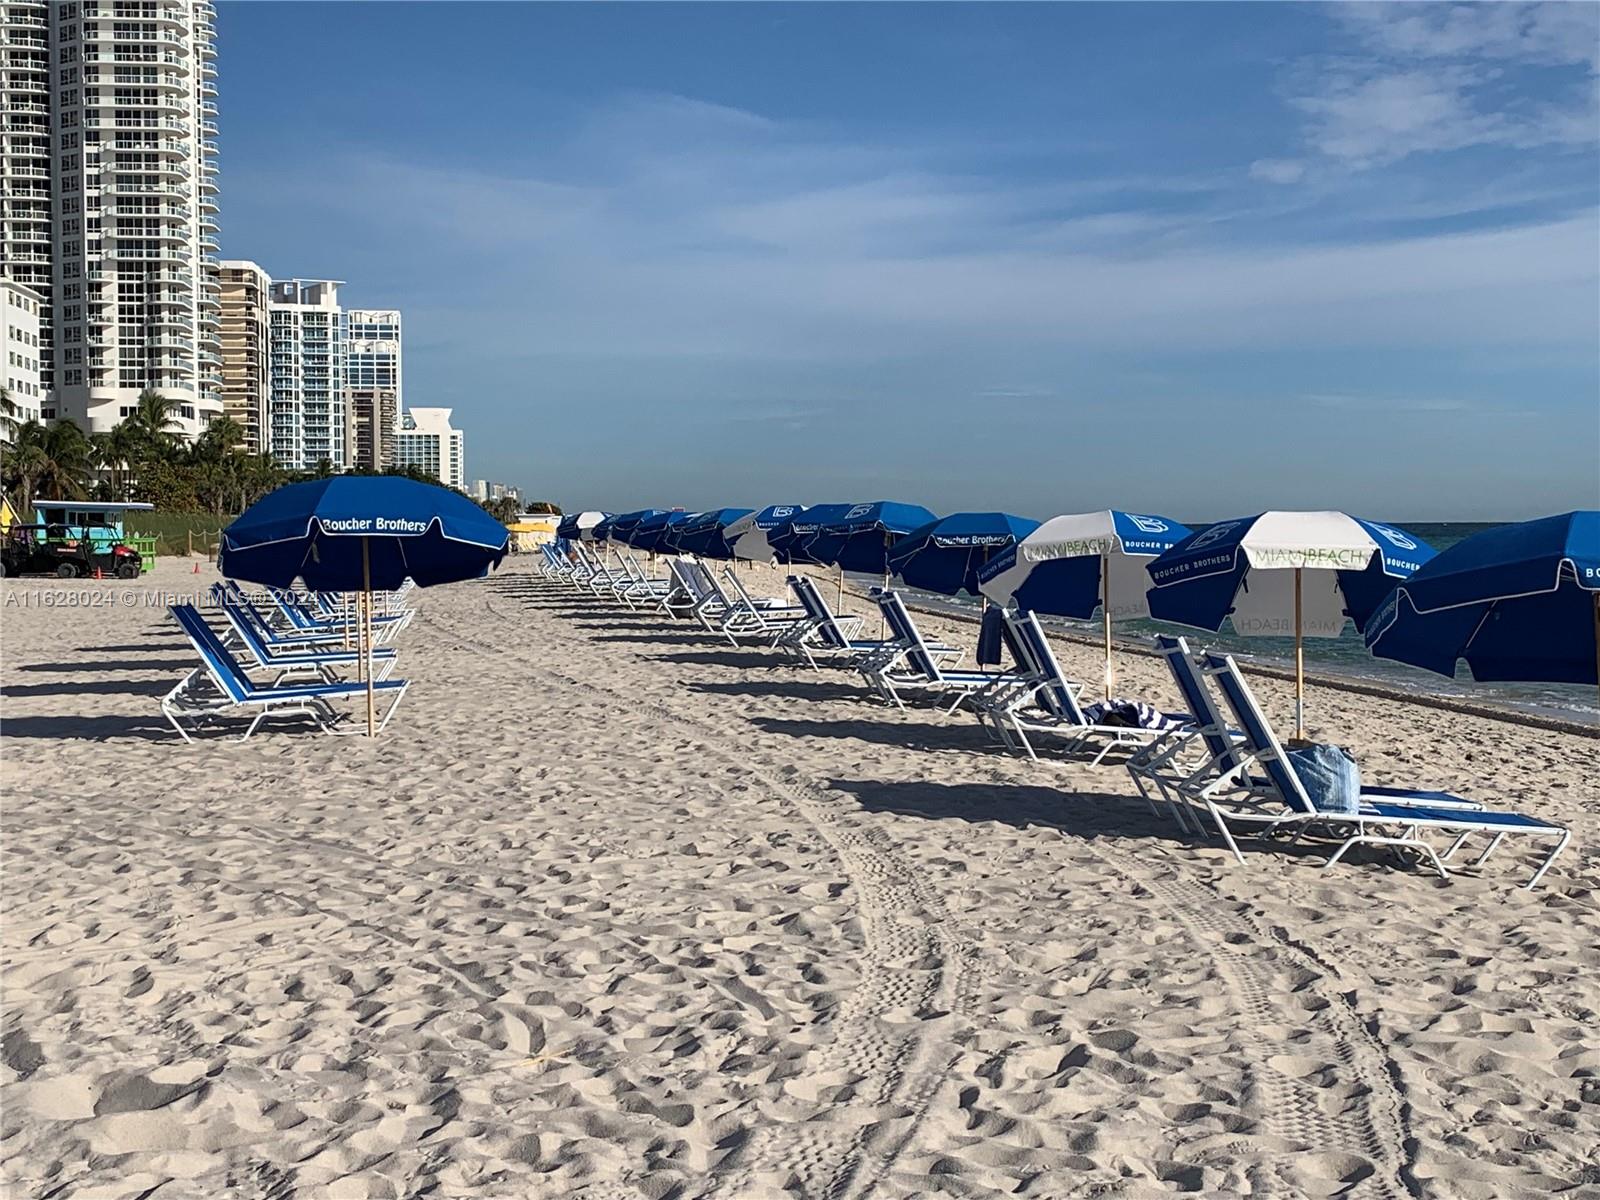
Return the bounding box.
[240,711,268,741]
[1441,830,1474,862]
[1207,804,1249,865]
[1524,830,1571,890]
[1471,832,1507,866]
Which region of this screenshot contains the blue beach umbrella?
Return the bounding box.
[888,512,1040,597]
[807,501,939,575]
[1146,510,1435,737]
[675,508,756,559]
[221,476,509,735]
[1364,512,1599,699]
[607,509,664,547]
[628,509,690,554]
[591,514,619,542]
[978,511,1189,698]
[767,503,859,566]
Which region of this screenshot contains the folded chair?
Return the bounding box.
[1196,651,1569,889]
[163,605,408,742]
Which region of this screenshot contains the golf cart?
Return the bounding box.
[0,522,143,578]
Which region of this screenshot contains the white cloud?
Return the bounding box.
[1249,158,1308,185]
[1264,2,1599,171]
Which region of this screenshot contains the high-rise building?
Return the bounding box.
[395,406,464,490]
[3,279,46,435]
[217,259,267,453]
[42,0,224,437]
[268,278,344,470]
[3,3,55,396]
[345,308,400,471]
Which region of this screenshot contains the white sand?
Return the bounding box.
[2,557,1596,1199]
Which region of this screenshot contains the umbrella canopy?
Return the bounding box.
[627,509,690,553]
[220,476,509,592]
[889,511,1040,597]
[1146,511,1435,737]
[767,503,859,566]
[807,501,939,574]
[978,510,1189,617]
[977,510,1187,699]
[556,511,608,541]
[606,509,664,546]
[1365,511,1599,688]
[675,508,756,559]
[726,504,807,562]
[658,510,704,555]
[221,477,509,737]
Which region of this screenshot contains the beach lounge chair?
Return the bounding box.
[863,590,1009,712]
[989,610,1189,766]
[1195,651,1569,888]
[163,605,408,742]
[617,551,678,608]
[270,589,409,644]
[214,591,398,684]
[707,566,810,645]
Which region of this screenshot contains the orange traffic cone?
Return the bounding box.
[192,561,200,574]
[95,567,102,580]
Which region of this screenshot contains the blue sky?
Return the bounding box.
[219,2,1598,521]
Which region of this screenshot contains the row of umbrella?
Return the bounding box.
[562,504,1599,737]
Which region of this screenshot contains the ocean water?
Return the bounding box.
[864,522,1598,725]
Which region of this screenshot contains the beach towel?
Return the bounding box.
[1287,743,1361,815]
[1082,699,1183,732]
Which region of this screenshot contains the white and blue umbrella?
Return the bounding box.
[1365,511,1599,701]
[1146,511,1435,737]
[725,504,806,563]
[979,510,1190,698]
[556,511,608,541]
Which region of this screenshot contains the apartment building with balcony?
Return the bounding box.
[33,0,222,436]
[217,257,266,452]
[268,278,344,470]
[345,307,401,471]
[395,406,464,491]
[3,1,55,395]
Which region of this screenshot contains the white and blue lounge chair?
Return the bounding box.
[163,604,408,742]
[864,590,1009,712]
[215,592,398,684]
[1196,651,1569,888]
[986,610,1188,766]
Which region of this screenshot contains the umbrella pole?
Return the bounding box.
[1102,552,1113,701]
[363,539,376,738]
[1593,592,1599,709]
[1294,566,1305,741]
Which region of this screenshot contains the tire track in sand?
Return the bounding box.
[457,582,989,1199]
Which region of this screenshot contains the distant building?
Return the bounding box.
[2,280,45,436]
[218,260,270,453]
[268,279,345,470]
[395,406,464,490]
[471,479,489,502]
[345,308,401,470]
[41,0,225,438]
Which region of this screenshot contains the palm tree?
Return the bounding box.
[126,389,184,464]
[5,419,93,505]
[94,421,144,502]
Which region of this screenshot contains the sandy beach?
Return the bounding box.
[2,557,1597,1199]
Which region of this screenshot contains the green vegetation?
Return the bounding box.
[1,387,548,553]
